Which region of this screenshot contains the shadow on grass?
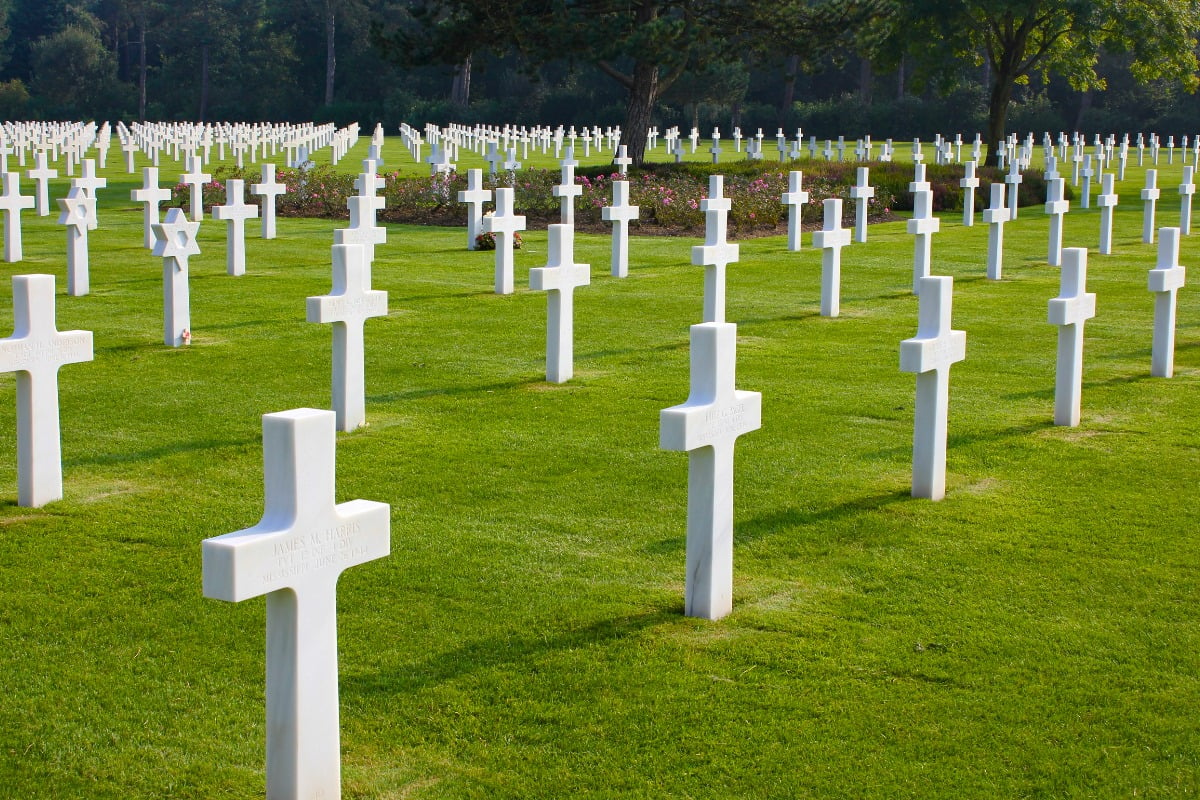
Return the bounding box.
[645,489,911,554]
[342,602,679,695]
[63,436,254,468]
[578,339,688,361]
[367,377,544,403]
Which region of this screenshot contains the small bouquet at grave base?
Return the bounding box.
[475,231,523,250]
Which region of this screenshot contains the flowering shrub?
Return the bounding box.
[475,230,523,250]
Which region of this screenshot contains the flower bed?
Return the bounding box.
[167,160,1059,238]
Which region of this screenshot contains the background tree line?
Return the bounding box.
[0,0,1196,166]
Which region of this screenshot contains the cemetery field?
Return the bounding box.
[1,146,1199,798]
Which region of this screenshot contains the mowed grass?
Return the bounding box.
[0,138,1198,799]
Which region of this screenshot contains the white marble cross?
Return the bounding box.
[1148,228,1186,378]
[151,208,201,348]
[602,180,639,278]
[480,187,526,295]
[212,178,259,276]
[26,152,56,216]
[909,162,930,195]
[811,198,850,317]
[907,185,940,294]
[181,156,211,222]
[1179,166,1195,235]
[983,182,1010,280]
[56,187,95,296]
[334,194,386,283]
[1044,176,1069,267]
[458,168,492,251]
[0,172,35,262]
[306,244,388,431]
[613,145,632,174]
[484,143,503,176]
[552,160,581,224]
[1142,169,1160,244]
[660,320,761,620]
[201,408,390,800]
[130,167,172,250]
[251,163,287,239]
[1079,155,1094,209]
[900,275,966,500]
[71,159,106,230]
[1047,248,1096,427]
[529,225,591,383]
[1004,159,1023,219]
[0,274,93,507]
[960,161,979,227]
[780,171,809,252]
[849,167,874,243]
[353,160,384,197]
[709,135,722,164]
[692,175,739,323]
[1096,172,1118,255]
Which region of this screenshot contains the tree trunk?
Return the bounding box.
[623,58,658,166]
[897,55,905,98]
[138,10,147,122]
[324,0,336,106]
[451,55,472,107]
[859,56,872,105]
[199,42,210,121]
[1073,88,1092,132]
[778,54,799,127]
[985,75,1013,167]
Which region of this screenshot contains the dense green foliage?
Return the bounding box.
[0,2,1196,154]
[0,137,1198,797]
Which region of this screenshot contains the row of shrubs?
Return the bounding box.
[168,160,1059,237]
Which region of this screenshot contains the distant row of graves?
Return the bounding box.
[0,117,1194,799]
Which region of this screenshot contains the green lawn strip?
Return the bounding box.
[0,143,1196,798]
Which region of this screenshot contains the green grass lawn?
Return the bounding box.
[0,136,1198,798]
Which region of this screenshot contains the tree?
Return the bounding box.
[894,0,1200,166]
[30,24,128,118]
[376,0,888,165]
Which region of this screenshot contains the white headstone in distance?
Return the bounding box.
[659,320,761,620]
[529,225,590,383]
[1179,166,1195,235]
[1148,228,1185,378]
[201,408,390,800]
[1142,169,1160,244]
[212,178,259,276]
[811,198,850,317]
[1004,159,1023,220]
[130,167,172,250]
[781,171,809,252]
[151,207,200,348]
[72,159,106,231]
[602,180,639,278]
[182,156,211,223]
[0,274,93,507]
[1044,176,1069,267]
[1079,155,1094,209]
[983,182,1010,280]
[849,167,874,243]
[26,152,56,216]
[458,168,492,251]
[251,163,287,239]
[306,244,388,432]
[613,145,633,175]
[692,175,739,323]
[552,160,582,225]
[1047,248,1096,427]
[0,172,35,262]
[56,187,95,296]
[480,187,526,295]
[960,161,979,226]
[1097,172,1118,255]
[900,275,965,501]
[907,186,940,294]
[333,194,386,283]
